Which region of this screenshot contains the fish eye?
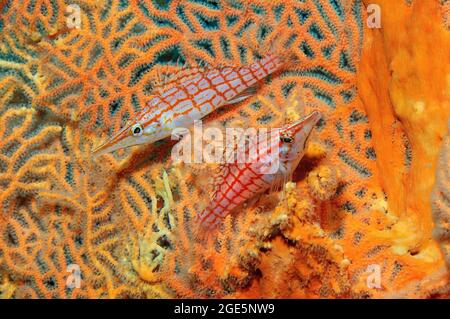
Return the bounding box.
[281,136,293,143]
[131,123,143,137]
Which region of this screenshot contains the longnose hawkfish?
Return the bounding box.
[92,53,285,157]
[196,111,322,230]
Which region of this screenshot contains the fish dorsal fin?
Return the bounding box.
[153,58,213,94]
[151,60,239,95]
[151,61,205,94]
[208,137,238,200]
[203,117,250,199]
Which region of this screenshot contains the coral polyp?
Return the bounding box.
[0,0,448,299]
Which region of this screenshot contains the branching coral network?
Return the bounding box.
[0,0,448,298]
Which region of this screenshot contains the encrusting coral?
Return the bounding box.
[0,0,448,298]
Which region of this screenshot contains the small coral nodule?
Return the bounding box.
[307,165,339,201]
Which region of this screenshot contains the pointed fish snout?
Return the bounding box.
[303,110,322,127]
[92,140,114,158]
[92,125,132,158]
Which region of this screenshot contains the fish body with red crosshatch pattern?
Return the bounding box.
[93,54,284,157]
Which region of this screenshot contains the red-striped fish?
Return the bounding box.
[92,53,284,157]
[197,111,322,229]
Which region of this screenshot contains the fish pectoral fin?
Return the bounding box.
[223,85,258,105]
[270,174,283,193]
[244,194,262,209]
[270,171,290,194]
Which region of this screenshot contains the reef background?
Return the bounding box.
[0,0,448,298]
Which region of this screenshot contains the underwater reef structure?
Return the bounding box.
[0,0,448,298]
